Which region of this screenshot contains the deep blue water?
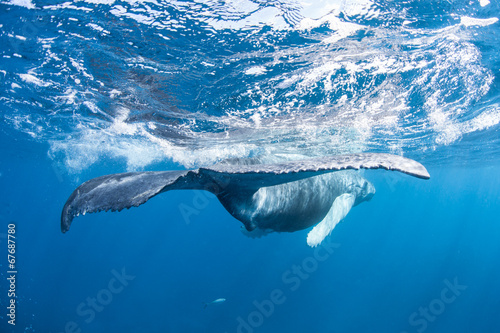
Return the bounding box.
[1,0,500,332]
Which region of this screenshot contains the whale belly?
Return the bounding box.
[218,173,347,233]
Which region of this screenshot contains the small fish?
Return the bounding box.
[203,298,226,309]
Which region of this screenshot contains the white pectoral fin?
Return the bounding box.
[307,193,356,247]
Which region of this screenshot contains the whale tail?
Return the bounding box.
[61,153,430,234]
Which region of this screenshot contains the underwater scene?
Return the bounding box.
[1,0,500,332]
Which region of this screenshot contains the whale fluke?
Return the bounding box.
[61,153,429,245]
[61,170,191,232]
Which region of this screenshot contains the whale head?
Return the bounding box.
[347,173,375,206]
[363,179,376,201]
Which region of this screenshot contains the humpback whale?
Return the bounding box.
[61,153,429,246]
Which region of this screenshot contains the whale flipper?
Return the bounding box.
[307,193,356,247]
[202,153,430,190]
[61,153,430,234]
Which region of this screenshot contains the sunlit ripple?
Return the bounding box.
[1,0,499,171]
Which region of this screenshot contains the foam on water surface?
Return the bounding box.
[1,0,499,172]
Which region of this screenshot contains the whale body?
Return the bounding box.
[223,170,375,246]
[61,153,429,246]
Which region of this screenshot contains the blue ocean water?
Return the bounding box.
[1,0,500,332]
